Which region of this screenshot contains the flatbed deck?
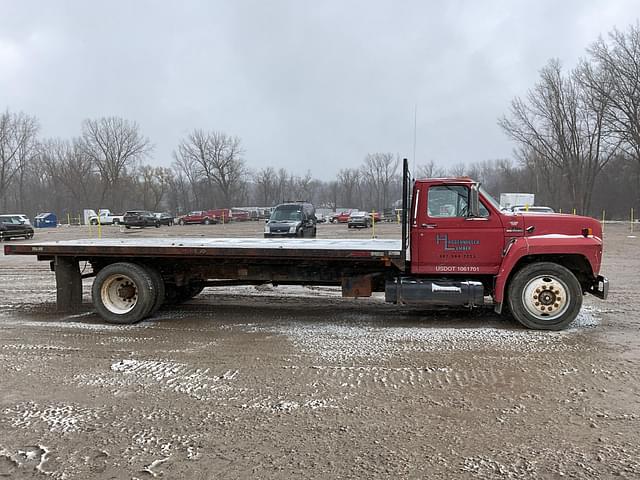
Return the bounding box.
[3,237,402,261]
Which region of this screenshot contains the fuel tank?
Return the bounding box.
[385,277,484,307]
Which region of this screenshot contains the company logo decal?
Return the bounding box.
[436,234,480,252]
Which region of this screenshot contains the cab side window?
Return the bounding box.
[428,185,469,218]
[427,185,490,218]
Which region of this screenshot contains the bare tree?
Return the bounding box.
[80,117,152,210]
[135,165,172,211]
[584,24,640,205]
[361,153,399,211]
[0,110,39,210]
[336,168,360,207]
[253,167,277,205]
[38,138,99,210]
[499,60,616,213]
[416,160,445,179]
[173,130,246,208]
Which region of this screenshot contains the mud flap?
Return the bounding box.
[342,275,373,298]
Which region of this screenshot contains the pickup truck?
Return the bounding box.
[176,210,219,225]
[87,209,124,225]
[5,159,608,330]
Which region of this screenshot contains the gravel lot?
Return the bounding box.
[0,221,638,479]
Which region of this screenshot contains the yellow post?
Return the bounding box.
[525,203,529,212]
[572,208,576,215]
[371,210,376,238]
[601,210,605,233]
[632,208,635,233]
[97,213,102,238]
[67,213,71,226]
[559,208,562,214]
[222,211,225,225]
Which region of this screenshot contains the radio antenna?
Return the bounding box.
[412,105,417,174]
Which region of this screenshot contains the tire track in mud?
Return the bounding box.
[73,359,242,402]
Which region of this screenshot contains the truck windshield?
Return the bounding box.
[479,186,501,212]
[271,207,302,221]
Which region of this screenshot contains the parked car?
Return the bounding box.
[4,213,31,226]
[154,212,174,226]
[510,205,555,214]
[348,211,372,228]
[331,209,358,223]
[264,202,316,238]
[0,214,34,240]
[208,208,232,223]
[176,210,219,225]
[230,209,251,222]
[88,209,124,225]
[123,210,160,228]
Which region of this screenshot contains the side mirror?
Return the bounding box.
[469,184,480,217]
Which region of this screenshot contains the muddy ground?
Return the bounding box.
[0,221,638,479]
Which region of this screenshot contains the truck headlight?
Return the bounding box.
[264,226,270,233]
[289,226,297,233]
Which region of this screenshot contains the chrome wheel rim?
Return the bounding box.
[101,274,138,314]
[522,275,569,321]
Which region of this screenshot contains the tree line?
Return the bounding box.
[1,24,639,220]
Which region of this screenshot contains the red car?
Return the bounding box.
[177,210,219,225]
[331,210,357,223]
[230,210,251,221]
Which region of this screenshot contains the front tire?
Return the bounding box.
[92,262,156,324]
[507,262,582,330]
[203,218,211,225]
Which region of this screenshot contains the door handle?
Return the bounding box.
[421,223,437,228]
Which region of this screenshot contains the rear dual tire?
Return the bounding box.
[92,262,165,324]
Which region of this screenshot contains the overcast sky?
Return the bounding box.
[1,1,639,179]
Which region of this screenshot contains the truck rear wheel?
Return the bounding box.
[144,266,166,316]
[507,262,582,330]
[92,262,156,324]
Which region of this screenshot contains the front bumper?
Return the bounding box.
[264,232,296,238]
[588,275,609,300]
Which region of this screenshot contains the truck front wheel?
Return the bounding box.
[92,263,156,324]
[507,262,582,330]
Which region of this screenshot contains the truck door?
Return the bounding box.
[411,184,504,275]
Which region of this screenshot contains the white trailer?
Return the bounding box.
[500,193,535,210]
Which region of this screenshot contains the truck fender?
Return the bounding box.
[494,237,530,306]
[493,235,601,307]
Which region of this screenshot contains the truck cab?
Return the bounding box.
[391,176,608,330]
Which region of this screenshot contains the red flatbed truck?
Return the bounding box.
[3,159,608,330]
